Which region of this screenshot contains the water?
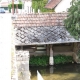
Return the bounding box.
[30,63,80,80]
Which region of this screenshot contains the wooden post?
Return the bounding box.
[12,0,14,14]
[72,43,79,63]
[16,4,18,13]
[49,44,54,65]
[46,45,50,55]
[73,43,78,53]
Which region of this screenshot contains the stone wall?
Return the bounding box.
[16,51,30,80]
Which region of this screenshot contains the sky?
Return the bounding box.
[1,0,19,2]
[0,0,10,2]
[1,0,8,1]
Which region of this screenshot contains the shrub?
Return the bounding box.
[29,55,49,66]
[32,0,54,13]
[29,55,73,66]
[54,55,73,64]
[8,3,23,12]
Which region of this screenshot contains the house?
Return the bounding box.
[45,0,72,12]
[12,0,72,14]
[10,0,32,14]
[24,0,32,13]
[0,1,9,11]
[12,12,80,64]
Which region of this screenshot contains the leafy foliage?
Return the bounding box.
[32,0,54,13]
[8,3,22,12]
[30,55,49,66]
[64,0,80,39]
[29,55,73,66]
[54,55,73,64]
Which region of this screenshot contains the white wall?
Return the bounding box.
[24,1,32,13]
[55,0,72,12]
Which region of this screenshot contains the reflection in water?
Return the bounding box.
[30,63,80,80]
[50,66,54,74]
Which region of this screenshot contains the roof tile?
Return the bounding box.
[13,13,68,27]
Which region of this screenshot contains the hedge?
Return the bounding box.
[8,3,23,12]
[29,55,74,66]
[30,55,49,66]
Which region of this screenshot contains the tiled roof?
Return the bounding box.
[13,13,67,27]
[45,0,62,9]
[14,26,79,45]
[0,2,8,7]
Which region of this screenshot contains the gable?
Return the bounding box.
[55,0,72,12]
[45,0,62,9]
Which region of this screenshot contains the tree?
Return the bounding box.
[32,0,54,13]
[64,0,80,39]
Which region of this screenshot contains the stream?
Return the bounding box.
[30,63,80,80]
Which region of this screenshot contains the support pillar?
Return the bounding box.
[49,44,54,65]
[46,45,50,55]
[16,4,18,13]
[16,51,30,80]
[73,43,80,63]
[12,0,14,14]
[73,43,78,53]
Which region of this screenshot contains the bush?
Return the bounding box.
[54,55,73,64]
[29,55,49,66]
[29,55,73,66]
[32,0,54,13]
[8,3,23,12]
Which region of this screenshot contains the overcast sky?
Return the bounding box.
[1,0,12,2]
[1,0,19,2]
